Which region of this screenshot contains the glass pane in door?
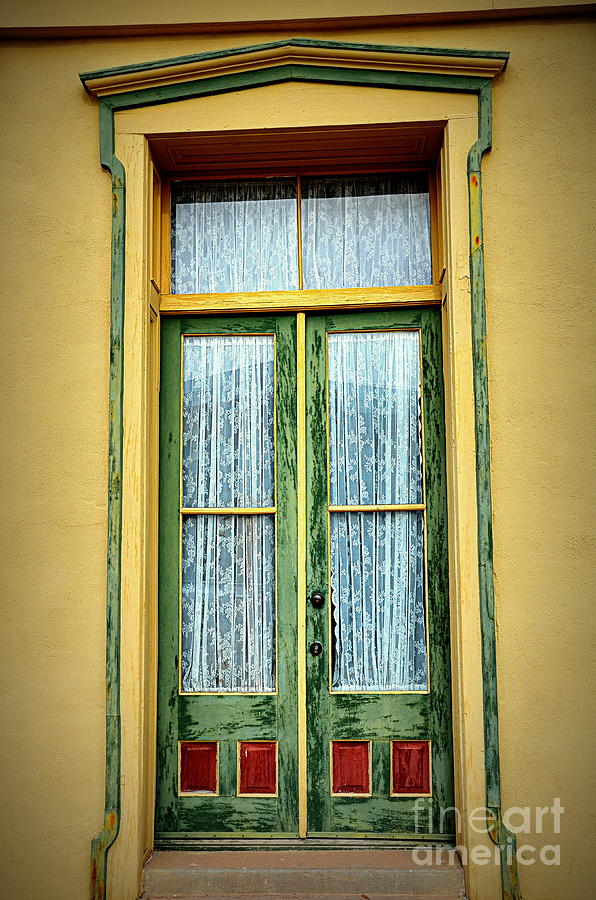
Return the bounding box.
[328,330,423,505]
[327,330,428,691]
[330,510,426,691]
[183,334,275,507]
[181,514,275,692]
[181,334,276,693]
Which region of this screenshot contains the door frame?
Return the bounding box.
[83,43,512,900]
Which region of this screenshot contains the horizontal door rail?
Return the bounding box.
[328,503,425,512]
[161,284,442,315]
[181,507,276,515]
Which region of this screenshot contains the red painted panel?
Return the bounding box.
[239,741,277,794]
[179,741,218,794]
[392,741,431,795]
[332,741,370,794]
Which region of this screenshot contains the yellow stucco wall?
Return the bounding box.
[0,0,589,29]
[1,14,595,900]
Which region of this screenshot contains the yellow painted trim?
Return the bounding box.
[180,507,276,515]
[236,740,279,798]
[329,739,373,798]
[390,739,433,798]
[177,740,220,797]
[161,284,441,315]
[160,179,171,294]
[329,504,425,512]
[296,312,308,839]
[84,45,507,97]
[115,99,496,897]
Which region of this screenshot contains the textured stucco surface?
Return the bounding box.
[1,14,595,900]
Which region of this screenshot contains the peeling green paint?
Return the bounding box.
[467,81,520,900]
[85,39,517,900]
[89,149,124,900]
[306,308,453,838]
[157,315,299,839]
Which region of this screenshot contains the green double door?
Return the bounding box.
[156,307,454,843]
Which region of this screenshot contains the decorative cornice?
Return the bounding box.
[80,37,508,97]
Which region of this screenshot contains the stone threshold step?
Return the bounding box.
[143,850,465,898]
[141,893,466,900]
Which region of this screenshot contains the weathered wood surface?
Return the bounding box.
[157,314,299,838]
[306,308,454,837]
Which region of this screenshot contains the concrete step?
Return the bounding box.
[142,895,465,900]
[142,849,466,899]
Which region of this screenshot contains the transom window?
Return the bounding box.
[170,173,432,294]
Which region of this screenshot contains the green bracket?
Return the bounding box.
[81,39,517,900]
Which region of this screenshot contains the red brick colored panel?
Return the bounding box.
[239,741,277,794]
[332,740,370,794]
[392,740,431,795]
[179,741,218,794]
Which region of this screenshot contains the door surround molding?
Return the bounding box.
[81,39,517,900]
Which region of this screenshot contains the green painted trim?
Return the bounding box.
[467,83,520,900]
[90,123,123,900]
[79,37,509,83]
[98,65,488,115]
[88,50,519,900]
[155,833,455,847]
[155,836,455,849]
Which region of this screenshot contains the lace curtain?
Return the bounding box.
[328,331,428,691]
[171,179,298,294]
[301,173,431,289]
[170,174,431,294]
[181,335,276,693]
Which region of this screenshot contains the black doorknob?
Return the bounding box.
[309,641,323,657]
[310,591,325,609]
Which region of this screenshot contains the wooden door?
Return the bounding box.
[155,307,454,843]
[156,314,299,839]
[305,307,454,839]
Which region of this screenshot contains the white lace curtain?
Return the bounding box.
[328,332,428,692]
[171,179,298,294]
[181,335,276,693]
[301,173,432,289]
[170,174,431,294]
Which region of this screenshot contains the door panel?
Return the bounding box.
[305,308,454,838]
[156,315,298,838]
